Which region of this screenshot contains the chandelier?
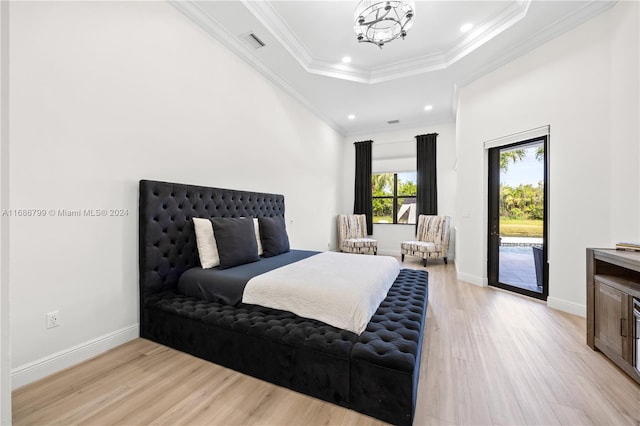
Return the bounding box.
[354,0,415,48]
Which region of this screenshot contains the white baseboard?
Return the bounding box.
[11,323,139,390]
[456,270,488,287]
[547,297,586,318]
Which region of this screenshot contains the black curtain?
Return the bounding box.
[353,140,373,235]
[416,133,438,229]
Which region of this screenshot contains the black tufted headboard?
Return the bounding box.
[139,180,285,298]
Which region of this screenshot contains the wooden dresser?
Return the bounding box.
[587,248,640,384]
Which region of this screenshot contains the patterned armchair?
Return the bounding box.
[337,214,377,255]
[401,215,451,266]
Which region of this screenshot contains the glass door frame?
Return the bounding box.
[487,136,549,301]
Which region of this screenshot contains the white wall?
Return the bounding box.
[8,1,343,388]
[0,1,11,421]
[341,123,457,257]
[455,1,639,316]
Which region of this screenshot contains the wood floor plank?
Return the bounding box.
[549,402,594,426]
[471,333,527,425]
[11,339,150,419]
[12,259,640,425]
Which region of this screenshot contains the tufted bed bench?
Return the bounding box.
[139,180,429,425]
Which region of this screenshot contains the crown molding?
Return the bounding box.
[241,0,614,85]
[443,0,531,67]
[241,0,313,68]
[176,0,615,87]
[455,0,617,91]
[240,0,373,84]
[170,0,616,137]
[451,1,615,119]
[168,0,346,136]
[242,0,532,84]
[367,0,532,83]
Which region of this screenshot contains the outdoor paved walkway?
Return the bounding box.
[499,245,542,293]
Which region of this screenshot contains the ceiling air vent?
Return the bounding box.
[387,120,400,125]
[240,32,266,50]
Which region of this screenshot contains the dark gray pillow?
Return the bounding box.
[210,218,259,269]
[258,216,290,258]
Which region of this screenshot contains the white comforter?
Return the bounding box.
[242,252,400,334]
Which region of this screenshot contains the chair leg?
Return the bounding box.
[443,257,448,265]
[401,254,405,262]
[374,250,377,255]
[422,259,427,267]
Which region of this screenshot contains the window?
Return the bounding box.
[372,172,417,224]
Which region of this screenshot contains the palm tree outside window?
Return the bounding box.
[372,172,417,224]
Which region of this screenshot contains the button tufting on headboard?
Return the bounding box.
[139,180,285,296]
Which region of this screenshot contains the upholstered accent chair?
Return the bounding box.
[337,214,377,255]
[401,215,451,266]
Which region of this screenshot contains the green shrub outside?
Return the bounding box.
[500,219,543,237]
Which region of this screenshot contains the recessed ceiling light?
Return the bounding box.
[342,56,352,64]
[424,105,433,111]
[348,114,356,120]
[460,23,473,33]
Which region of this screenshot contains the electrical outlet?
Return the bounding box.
[46,311,59,329]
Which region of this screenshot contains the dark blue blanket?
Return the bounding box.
[178,250,318,305]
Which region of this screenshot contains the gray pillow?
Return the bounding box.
[258,216,290,258]
[210,218,259,269]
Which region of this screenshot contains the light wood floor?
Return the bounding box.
[13,259,640,425]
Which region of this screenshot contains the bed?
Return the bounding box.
[139,179,429,425]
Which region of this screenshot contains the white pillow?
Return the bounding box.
[193,218,220,268]
[254,218,264,256]
[240,217,264,256]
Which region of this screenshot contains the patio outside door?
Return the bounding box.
[488,136,548,300]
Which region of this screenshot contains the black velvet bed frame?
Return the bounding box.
[139,179,429,425]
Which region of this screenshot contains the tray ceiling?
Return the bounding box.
[171,0,616,135]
